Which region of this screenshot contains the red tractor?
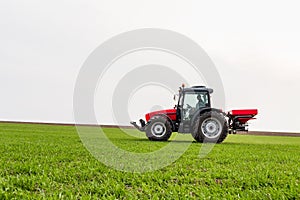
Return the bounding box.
[131,85,258,143]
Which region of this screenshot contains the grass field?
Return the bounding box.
[0,123,299,199]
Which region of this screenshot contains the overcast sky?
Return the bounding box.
[1,0,300,132]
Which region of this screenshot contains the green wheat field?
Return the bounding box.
[0,123,299,199]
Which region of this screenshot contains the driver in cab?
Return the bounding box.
[196,94,206,109]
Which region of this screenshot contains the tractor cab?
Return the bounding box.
[177,86,212,120]
[176,86,214,133]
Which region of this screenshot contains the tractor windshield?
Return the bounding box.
[183,92,209,110]
[182,91,209,120]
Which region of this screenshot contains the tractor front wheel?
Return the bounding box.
[146,117,172,141]
[192,111,228,143]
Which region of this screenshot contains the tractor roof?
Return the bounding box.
[182,86,213,94]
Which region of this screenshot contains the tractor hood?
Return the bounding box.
[145,109,177,122]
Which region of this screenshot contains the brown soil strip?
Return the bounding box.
[0,121,134,128]
[239,131,300,137]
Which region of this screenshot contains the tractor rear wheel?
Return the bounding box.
[146,117,172,141]
[192,111,228,143]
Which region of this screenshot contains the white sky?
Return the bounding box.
[1,0,300,132]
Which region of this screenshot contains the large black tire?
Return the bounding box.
[192,111,228,143]
[146,117,172,141]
